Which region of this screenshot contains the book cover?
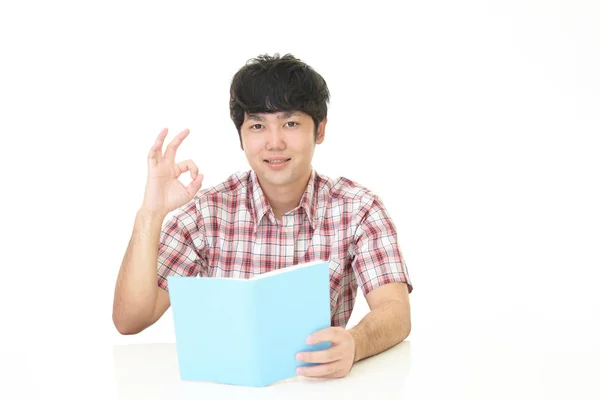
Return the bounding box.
[167,260,332,387]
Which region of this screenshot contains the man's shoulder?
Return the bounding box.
[169,171,250,221]
[196,170,251,200]
[316,171,378,205]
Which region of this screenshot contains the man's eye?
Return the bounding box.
[285,121,298,128]
[251,124,264,130]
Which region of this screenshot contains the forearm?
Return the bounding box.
[348,300,411,362]
[113,209,166,332]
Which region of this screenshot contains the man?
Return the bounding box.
[113,53,413,379]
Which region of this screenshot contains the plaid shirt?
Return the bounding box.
[157,169,412,328]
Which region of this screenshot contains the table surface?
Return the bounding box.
[2,318,599,399]
[112,341,412,399]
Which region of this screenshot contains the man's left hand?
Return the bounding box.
[296,327,356,378]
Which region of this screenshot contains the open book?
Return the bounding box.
[167,260,332,387]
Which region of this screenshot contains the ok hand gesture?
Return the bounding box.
[141,128,204,217]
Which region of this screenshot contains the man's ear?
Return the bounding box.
[316,118,327,144]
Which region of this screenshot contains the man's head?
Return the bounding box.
[229,53,330,188]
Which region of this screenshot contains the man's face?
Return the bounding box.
[240,110,326,188]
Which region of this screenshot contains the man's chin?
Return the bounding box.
[260,170,294,186]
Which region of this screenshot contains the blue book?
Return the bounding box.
[167,260,332,387]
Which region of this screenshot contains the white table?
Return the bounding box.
[109,320,600,400]
[2,318,599,399]
[113,341,411,399]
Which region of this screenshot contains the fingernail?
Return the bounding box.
[297,368,304,375]
[296,353,303,361]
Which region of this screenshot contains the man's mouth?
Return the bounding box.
[264,158,291,164]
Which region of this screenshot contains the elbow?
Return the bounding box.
[395,302,411,342]
[115,324,142,336]
[400,303,412,341]
[402,318,412,341]
[399,301,411,341]
[112,311,144,336]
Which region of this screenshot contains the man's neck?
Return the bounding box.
[260,172,311,221]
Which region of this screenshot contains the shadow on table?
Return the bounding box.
[113,341,411,399]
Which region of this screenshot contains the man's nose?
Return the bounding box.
[266,126,285,149]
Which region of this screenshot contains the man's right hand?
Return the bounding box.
[141,128,204,217]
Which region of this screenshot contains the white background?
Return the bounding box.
[1,0,599,398]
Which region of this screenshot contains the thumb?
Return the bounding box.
[186,174,204,197]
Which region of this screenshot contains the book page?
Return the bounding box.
[250,260,327,280]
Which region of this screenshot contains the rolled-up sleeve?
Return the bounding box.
[157,201,208,292]
[351,195,413,296]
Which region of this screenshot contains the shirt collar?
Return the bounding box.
[249,169,318,233]
[250,170,272,231]
[298,169,318,229]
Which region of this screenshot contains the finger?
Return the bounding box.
[186,174,204,197]
[297,348,342,364]
[320,371,346,379]
[148,128,169,163]
[306,327,345,345]
[164,129,190,163]
[297,361,340,378]
[176,160,199,180]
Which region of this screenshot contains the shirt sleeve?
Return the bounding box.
[157,201,208,292]
[351,195,413,296]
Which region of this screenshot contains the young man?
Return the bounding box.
[113,53,413,379]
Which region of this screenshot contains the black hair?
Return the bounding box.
[229,53,330,148]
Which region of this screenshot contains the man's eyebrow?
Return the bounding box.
[246,114,264,121]
[277,111,301,119]
[246,111,301,122]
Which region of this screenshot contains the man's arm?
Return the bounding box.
[112,128,204,335]
[112,210,171,335]
[295,281,410,378]
[348,282,411,362]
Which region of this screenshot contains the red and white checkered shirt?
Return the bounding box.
[157,169,412,328]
